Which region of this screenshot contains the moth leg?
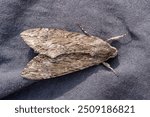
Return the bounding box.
[106,34,126,43]
[102,62,118,77]
[76,23,90,36]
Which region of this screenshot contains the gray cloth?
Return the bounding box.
[1,0,150,99]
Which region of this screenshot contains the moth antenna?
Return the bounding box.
[76,23,91,36]
[106,34,126,43]
[102,62,119,77]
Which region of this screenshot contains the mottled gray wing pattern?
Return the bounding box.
[21,54,103,80]
[20,28,108,58]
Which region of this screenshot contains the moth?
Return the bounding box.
[21,24,125,80]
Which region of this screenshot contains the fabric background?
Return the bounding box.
[0,0,150,100]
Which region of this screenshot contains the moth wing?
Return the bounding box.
[20,28,105,58]
[21,54,103,80]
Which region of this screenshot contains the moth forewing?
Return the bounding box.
[21,54,107,80]
[21,28,116,59]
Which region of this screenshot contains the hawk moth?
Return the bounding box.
[21,26,125,80]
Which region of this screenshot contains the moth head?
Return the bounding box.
[108,46,118,58]
[92,40,118,59]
